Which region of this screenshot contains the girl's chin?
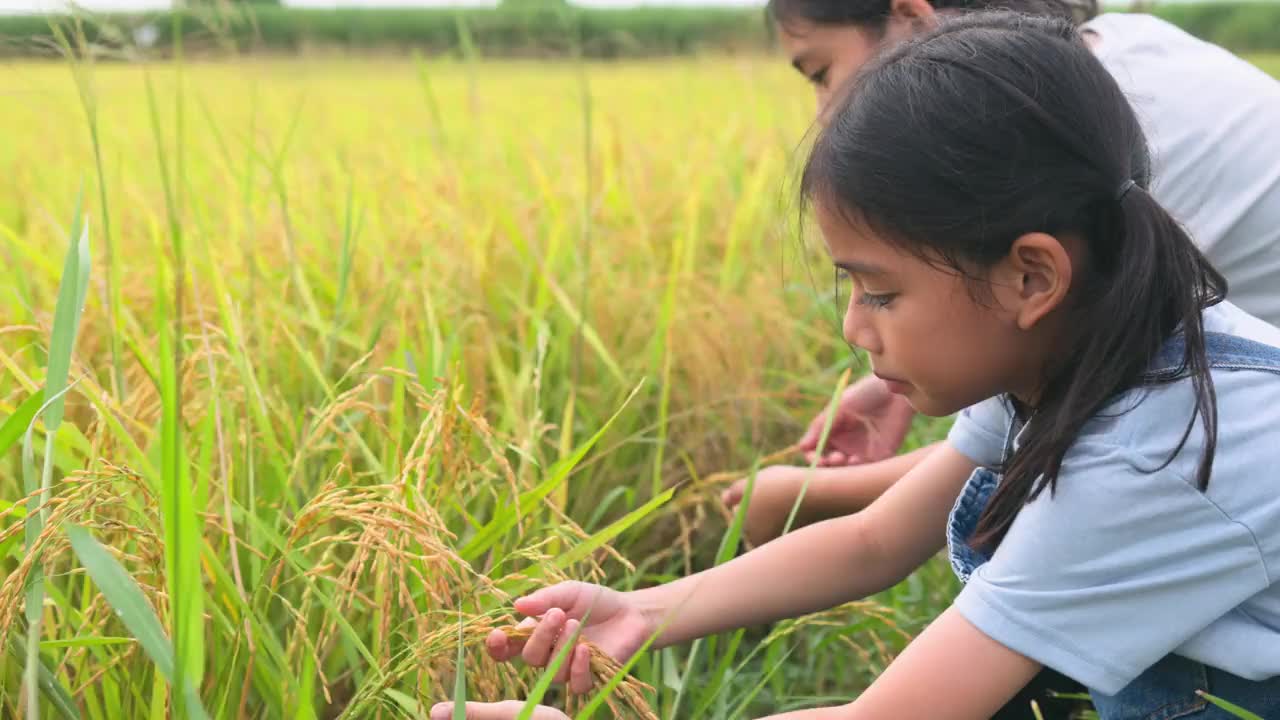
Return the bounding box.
[904,392,962,418]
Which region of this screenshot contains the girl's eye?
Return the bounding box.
[809,67,829,87]
[857,292,896,309]
[834,271,853,303]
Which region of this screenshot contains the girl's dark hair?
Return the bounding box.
[800,11,1227,551]
[766,0,1096,34]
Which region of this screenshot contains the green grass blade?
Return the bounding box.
[1195,691,1264,720]
[551,485,674,572]
[452,614,467,720]
[668,637,702,720]
[0,387,43,457]
[689,628,746,719]
[460,381,643,562]
[40,637,134,650]
[21,385,77,527]
[65,523,209,718]
[458,460,571,563]
[157,242,206,720]
[781,368,851,538]
[231,506,384,676]
[7,635,83,720]
[453,11,476,62]
[322,178,359,379]
[24,197,90,719]
[519,610,588,720]
[385,688,424,718]
[67,524,172,663]
[690,609,800,715]
[726,644,797,719]
[574,614,666,720]
[140,40,205,717]
[543,278,625,385]
[715,459,758,566]
[42,193,89,432]
[677,460,759,718]
[413,50,447,147]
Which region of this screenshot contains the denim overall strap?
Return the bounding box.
[946,467,1000,583]
[1147,331,1280,378]
[943,330,1280,720]
[947,400,1018,583]
[947,331,1280,584]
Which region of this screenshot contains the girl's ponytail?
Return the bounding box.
[971,178,1226,550]
[799,12,1228,553]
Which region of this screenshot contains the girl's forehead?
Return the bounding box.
[817,202,900,261]
[818,204,962,283]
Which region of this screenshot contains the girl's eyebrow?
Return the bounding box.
[834,261,889,276]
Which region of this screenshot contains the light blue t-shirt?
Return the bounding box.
[946,301,1280,695]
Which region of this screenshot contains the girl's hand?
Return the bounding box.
[430,701,568,720]
[798,375,916,466]
[486,582,656,693]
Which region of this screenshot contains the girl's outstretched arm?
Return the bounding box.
[761,607,1042,719]
[432,609,1040,720]
[630,444,978,647]
[482,444,980,695]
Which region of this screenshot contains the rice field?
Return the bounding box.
[1,47,1275,720]
[0,52,962,719]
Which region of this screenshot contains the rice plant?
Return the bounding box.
[1,26,1273,720]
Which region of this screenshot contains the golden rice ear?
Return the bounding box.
[695,443,804,489]
[498,624,659,720]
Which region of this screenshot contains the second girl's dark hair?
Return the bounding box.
[766,0,1095,36]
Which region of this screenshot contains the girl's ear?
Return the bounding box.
[1002,232,1075,331]
[888,0,939,31]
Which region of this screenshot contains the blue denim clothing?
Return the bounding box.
[947,327,1280,720]
[947,466,998,585]
[1092,653,1280,720]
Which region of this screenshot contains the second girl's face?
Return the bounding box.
[778,1,944,116]
[777,18,885,114]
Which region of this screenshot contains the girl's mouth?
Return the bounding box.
[874,372,912,394]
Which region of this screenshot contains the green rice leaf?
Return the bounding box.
[384,688,424,718]
[453,615,467,720]
[40,636,135,650]
[157,264,206,718]
[519,609,588,720]
[1196,690,1264,720]
[7,635,82,720]
[726,644,796,719]
[43,201,90,431]
[574,611,664,720]
[460,381,643,562]
[0,388,44,458]
[551,485,674,572]
[65,524,209,719]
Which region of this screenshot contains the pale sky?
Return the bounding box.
[0,0,765,14]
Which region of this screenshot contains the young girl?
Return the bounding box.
[435,12,1280,720]
[734,0,1280,560]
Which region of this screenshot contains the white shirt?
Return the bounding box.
[1084,13,1280,327]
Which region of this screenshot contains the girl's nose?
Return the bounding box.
[843,303,883,355]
